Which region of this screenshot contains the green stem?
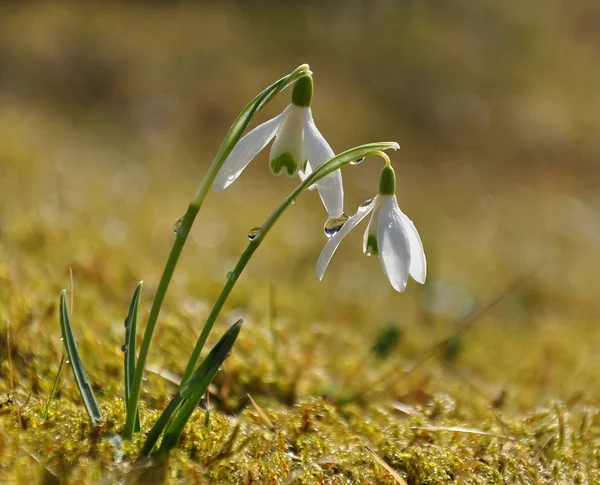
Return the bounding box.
[180,142,399,384]
[123,64,312,439]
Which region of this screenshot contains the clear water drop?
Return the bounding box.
[121,344,128,353]
[324,214,350,238]
[350,157,365,165]
[247,227,261,241]
[226,271,233,279]
[173,217,183,236]
[59,337,64,341]
[290,199,296,205]
[65,360,70,365]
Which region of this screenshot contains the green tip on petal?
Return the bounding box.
[270,153,299,176]
[366,234,379,256]
[292,75,313,107]
[378,165,396,196]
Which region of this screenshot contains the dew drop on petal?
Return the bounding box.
[247,227,261,241]
[173,217,183,236]
[324,213,350,238]
[350,157,365,165]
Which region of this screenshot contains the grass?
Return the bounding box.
[1,2,600,484]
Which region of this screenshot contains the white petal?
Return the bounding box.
[363,196,381,255]
[303,108,344,218]
[297,161,316,191]
[315,171,344,218]
[395,200,427,283]
[213,106,291,191]
[303,108,334,165]
[316,199,375,281]
[377,196,411,292]
[269,105,305,176]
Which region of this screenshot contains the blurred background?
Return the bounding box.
[2,0,600,410]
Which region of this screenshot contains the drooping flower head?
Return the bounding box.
[316,162,426,292]
[213,75,344,218]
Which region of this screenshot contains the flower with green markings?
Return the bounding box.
[316,163,426,292]
[213,75,344,218]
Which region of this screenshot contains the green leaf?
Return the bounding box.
[124,281,143,433]
[151,319,243,456]
[141,394,184,456]
[58,290,103,426]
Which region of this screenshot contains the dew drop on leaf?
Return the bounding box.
[247,227,261,241]
[173,217,183,236]
[324,214,350,238]
[121,344,128,353]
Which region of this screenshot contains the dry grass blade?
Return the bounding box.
[364,445,408,485]
[247,393,275,430]
[360,260,550,401]
[42,354,65,421]
[410,425,515,440]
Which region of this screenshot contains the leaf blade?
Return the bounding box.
[124,281,143,432]
[59,290,102,426]
[157,319,243,455]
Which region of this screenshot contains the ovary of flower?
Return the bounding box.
[212,76,344,218]
[316,165,426,292]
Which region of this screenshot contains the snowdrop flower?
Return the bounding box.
[316,163,426,292]
[213,75,344,218]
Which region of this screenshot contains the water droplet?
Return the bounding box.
[247,227,261,241]
[359,198,375,208]
[121,344,128,353]
[123,319,129,329]
[350,157,365,165]
[324,214,350,238]
[290,199,296,205]
[226,271,233,279]
[59,337,64,341]
[65,360,70,365]
[173,217,183,236]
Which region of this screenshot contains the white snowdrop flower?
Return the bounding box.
[316,164,426,292]
[213,76,344,218]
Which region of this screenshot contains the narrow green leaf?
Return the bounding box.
[155,320,243,455]
[58,290,103,426]
[124,281,143,433]
[141,394,184,456]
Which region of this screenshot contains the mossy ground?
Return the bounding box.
[1,3,600,484]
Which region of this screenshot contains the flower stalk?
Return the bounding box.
[180,142,399,384]
[123,64,312,440]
